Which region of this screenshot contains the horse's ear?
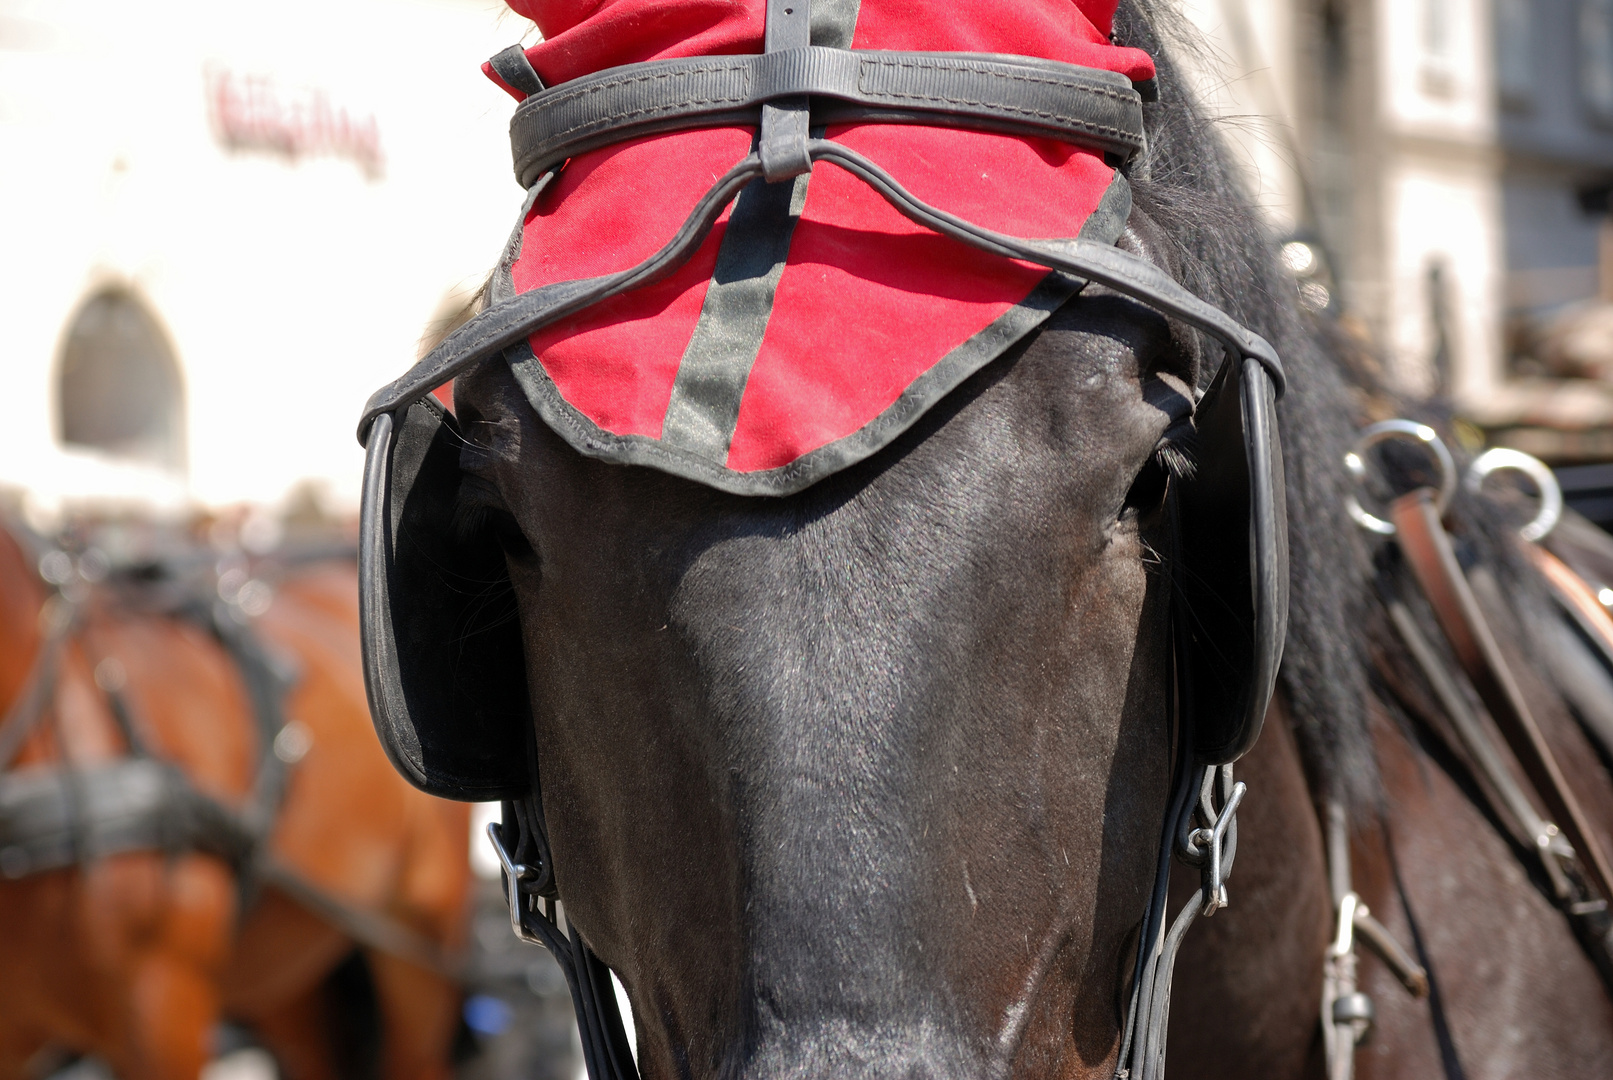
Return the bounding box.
[1174,354,1288,764]
[359,398,533,800]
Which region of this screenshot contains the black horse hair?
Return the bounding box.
[1113,1,1571,812]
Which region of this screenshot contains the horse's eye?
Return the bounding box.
[1123,454,1170,517]
[456,474,534,559]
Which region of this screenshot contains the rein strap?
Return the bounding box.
[1390,489,1613,906]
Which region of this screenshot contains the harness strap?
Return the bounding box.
[1387,600,1562,850]
[488,44,545,99]
[0,597,76,770]
[254,857,465,980]
[1532,544,1613,663]
[1113,763,1244,1080]
[1383,585,1613,987]
[1390,489,1613,907]
[759,0,812,180]
[0,537,458,980]
[1319,802,1428,1080]
[508,47,1147,187]
[490,796,637,1080]
[0,760,254,879]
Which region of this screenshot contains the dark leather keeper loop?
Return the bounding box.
[489,45,545,99]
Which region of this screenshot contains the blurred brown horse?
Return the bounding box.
[0,521,471,1080]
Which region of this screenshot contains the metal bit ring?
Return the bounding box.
[1345,420,1456,535]
[1466,447,1563,542]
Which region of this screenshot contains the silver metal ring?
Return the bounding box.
[1465,447,1563,542]
[1344,420,1456,535]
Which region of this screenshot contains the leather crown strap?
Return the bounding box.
[507,47,1152,188]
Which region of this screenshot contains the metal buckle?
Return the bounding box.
[487,821,543,945]
[1330,891,1359,958]
[1177,764,1246,915]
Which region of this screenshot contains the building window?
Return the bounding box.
[1582,0,1613,120]
[56,288,186,472]
[1423,0,1454,59]
[1497,0,1535,108]
[1421,0,1457,95]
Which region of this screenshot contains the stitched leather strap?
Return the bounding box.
[509,47,1146,186]
[1390,489,1613,905]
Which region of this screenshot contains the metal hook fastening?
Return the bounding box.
[1175,765,1246,916]
[1344,420,1456,535]
[1465,447,1563,542]
[487,821,543,945]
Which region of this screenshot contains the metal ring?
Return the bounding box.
[1344,420,1457,535]
[1465,447,1563,542]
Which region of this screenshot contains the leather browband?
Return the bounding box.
[509,47,1147,187]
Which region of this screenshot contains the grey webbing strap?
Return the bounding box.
[489,45,545,98]
[357,141,1281,444]
[761,0,812,180]
[0,760,255,879]
[508,48,1146,186]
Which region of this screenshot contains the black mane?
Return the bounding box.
[1112,1,1559,809]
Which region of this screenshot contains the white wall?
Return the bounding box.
[0,0,533,518]
[1382,161,1504,400]
[1174,0,1504,403]
[1375,0,1504,402]
[1171,0,1308,236]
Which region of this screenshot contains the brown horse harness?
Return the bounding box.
[0,528,461,979]
[1338,425,1613,1080]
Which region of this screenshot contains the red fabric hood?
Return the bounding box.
[481,0,1154,489]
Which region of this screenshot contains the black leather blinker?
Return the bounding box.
[359,400,534,801]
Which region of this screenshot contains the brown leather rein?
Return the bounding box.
[1389,488,1613,906]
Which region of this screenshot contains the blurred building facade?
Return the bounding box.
[12,0,1613,517]
[1178,0,1613,480]
[0,0,534,519]
[1176,0,1504,397]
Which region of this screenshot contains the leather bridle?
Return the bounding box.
[1335,426,1613,1079]
[356,3,1293,1077]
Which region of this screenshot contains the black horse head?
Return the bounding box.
[361,3,1378,1077]
[451,224,1216,1079]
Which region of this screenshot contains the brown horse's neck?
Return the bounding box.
[0,525,48,731]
